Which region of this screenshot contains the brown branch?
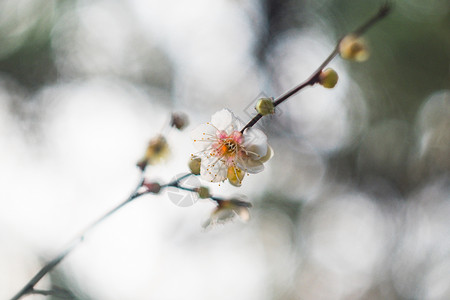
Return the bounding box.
[9,176,146,300]
[241,3,392,133]
[10,4,392,299]
[31,288,74,299]
[10,172,224,300]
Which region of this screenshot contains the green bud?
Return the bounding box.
[319,68,339,89]
[188,156,201,175]
[255,97,275,116]
[196,186,210,199]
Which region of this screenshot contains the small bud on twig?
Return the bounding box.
[188,157,201,175]
[137,135,170,171]
[170,112,189,130]
[339,34,370,62]
[319,68,339,89]
[143,181,161,194]
[196,186,211,199]
[255,97,275,116]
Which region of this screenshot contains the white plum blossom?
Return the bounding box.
[191,109,272,186]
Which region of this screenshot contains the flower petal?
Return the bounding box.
[202,208,236,229]
[242,128,268,159]
[227,166,245,187]
[230,117,245,134]
[234,206,250,222]
[200,156,228,182]
[211,109,236,132]
[258,144,273,163]
[215,208,236,223]
[190,123,217,151]
[237,157,264,174]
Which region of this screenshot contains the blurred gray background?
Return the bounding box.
[1,0,449,299]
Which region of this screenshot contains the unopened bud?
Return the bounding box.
[339,34,369,62]
[255,97,275,116]
[227,166,245,187]
[188,156,201,175]
[170,112,189,130]
[318,68,339,89]
[143,181,161,194]
[137,135,170,171]
[196,186,210,199]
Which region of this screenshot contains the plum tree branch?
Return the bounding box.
[10,172,230,300]
[241,3,391,133]
[9,176,146,300]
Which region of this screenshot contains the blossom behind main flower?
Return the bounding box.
[191,109,272,186]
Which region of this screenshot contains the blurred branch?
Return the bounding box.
[10,4,392,299]
[353,2,392,37]
[241,3,392,132]
[31,287,74,299]
[9,172,233,300]
[9,175,146,300]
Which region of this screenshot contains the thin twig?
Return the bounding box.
[10,4,392,299]
[10,176,146,300]
[10,172,226,300]
[241,3,391,132]
[165,175,225,203]
[31,288,74,299]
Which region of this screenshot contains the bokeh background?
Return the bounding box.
[1,0,449,299]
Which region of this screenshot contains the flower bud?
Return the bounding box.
[137,135,170,171]
[318,68,339,88]
[170,112,189,130]
[143,181,161,194]
[196,186,210,199]
[339,34,369,62]
[203,198,252,229]
[188,156,201,175]
[255,97,275,116]
[227,166,245,187]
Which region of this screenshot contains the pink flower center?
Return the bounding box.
[212,131,244,165]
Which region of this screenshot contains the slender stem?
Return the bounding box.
[353,2,392,37]
[10,173,212,300]
[272,46,340,109]
[165,179,224,203]
[10,176,146,300]
[241,3,391,132]
[10,4,392,299]
[31,289,72,298]
[161,173,195,188]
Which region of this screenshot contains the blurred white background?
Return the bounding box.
[1,0,449,299]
